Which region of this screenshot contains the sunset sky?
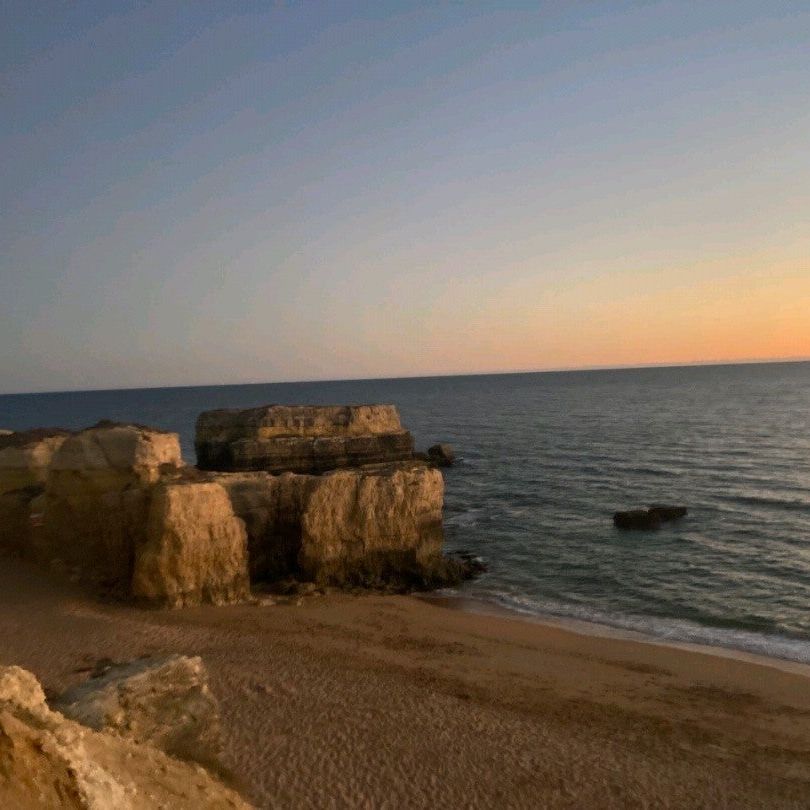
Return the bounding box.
[2,1,809,394]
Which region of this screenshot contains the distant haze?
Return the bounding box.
[2,2,809,394]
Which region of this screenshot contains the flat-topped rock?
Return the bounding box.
[196,404,414,473]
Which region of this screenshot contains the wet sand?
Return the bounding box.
[2,558,810,809]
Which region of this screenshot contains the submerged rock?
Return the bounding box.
[427,443,455,467]
[0,664,251,809]
[195,404,415,474]
[132,480,249,608]
[613,510,662,530]
[55,655,223,769]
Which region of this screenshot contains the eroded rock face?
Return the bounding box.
[55,655,223,768]
[40,423,183,593]
[212,472,314,582]
[0,665,251,810]
[298,462,445,586]
[0,428,70,495]
[132,480,249,607]
[213,462,449,589]
[196,404,414,474]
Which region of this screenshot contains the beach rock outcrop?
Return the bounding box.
[0,664,251,809]
[0,428,70,494]
[427,443,455,467]
[297,461,445,586]
[55,655,223,768]
[0,429,70,557]
[211,462,454,589]
[39,422,183,594]
[195,404,415,474]
[132,480,249,607]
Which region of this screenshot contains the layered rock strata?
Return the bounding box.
[0,664,251,809]
[196,404,415,474]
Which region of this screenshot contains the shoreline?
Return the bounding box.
[3,558,810,807]
[420,590,810,679]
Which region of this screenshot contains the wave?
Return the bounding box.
[455,589,810,665]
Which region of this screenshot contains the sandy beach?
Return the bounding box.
[2,558,810,809]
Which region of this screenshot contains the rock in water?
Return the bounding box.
[0,664,252,809]
[55,655,223,769]
[132,480,249,608]
[195,404,415,473]
[613,510,662,530]
[427,443,455,467]
[648,505,688,521]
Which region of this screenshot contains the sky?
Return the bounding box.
[2,1,809,394]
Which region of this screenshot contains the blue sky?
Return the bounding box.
[2,1,809,393]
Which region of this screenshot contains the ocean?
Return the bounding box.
[2,361,810,663]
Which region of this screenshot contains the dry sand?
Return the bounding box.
[2,558,810,809]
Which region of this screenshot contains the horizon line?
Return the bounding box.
[2,355,809,398]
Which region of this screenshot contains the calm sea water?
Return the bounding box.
[2,362,810,662]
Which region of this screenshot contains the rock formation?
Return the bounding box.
[648,505,688,521]
[0,428,70,494]
[0,405,472,602]
[55,655,223,769]
[39,422,183,594]
[0,664,251,809]
[0,429,69,557]
[613,510,662,530]
[427,443,455,467]
[132,479,249,608]
[196,404,415,474]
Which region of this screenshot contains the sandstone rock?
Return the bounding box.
[132,480,249,607]
[212,472,314,581]
[40,423,183,593]
[649,505,688,521]
[196,404,414,473]
[613,510,662,530]
[0,485,43,556]
[298,461,446,587]
[0,428,70,494]
[427,443,455,467]
[0,429,13,436]
[55,655,223,768]
[0,665,251,809]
